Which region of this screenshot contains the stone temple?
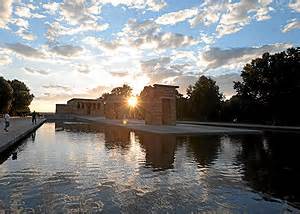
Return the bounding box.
[56,84,179,126]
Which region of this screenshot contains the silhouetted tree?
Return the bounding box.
[8,79,34,115]
[233,47,300,125]
[110,84,132,97]
[176,90,188,120]
[0,76,13,113]
[188,76,224,121]
[100,92,110,101]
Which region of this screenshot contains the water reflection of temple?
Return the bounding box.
[138,133,177,171]
[104,126,131,150]
[186,135,221,167]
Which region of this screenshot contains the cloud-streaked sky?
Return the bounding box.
[0,0,299,112]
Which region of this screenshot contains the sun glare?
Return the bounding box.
[128,96,138,107]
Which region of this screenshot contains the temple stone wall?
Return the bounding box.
[141,84,178,126]
[56,98,104,116]
[56,104,73,114]
[104,95,127,119]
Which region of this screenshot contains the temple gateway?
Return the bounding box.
[56,84,179,126]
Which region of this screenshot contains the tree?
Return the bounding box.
[100,92,110,101]
[175,90,188,120]
[9,79,34,115]
[0,77,13,113]
[110,84,132,97]
[188,76,224,121]
[233,47,300,125]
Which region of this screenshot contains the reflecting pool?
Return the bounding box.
[0,122,300,213]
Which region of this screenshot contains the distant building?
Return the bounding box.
[56,84,179,126]
[56,98,104,116]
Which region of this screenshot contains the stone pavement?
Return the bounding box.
[75,116,261,135]
[178,121,300,132]
[0,117,45,153]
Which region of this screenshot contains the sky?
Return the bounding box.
[0,0,300,112]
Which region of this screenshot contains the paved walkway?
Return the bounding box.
[0,117,45,153]
[178,121,300,132]
[76,116,261,135]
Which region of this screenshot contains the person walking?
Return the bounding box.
[32,111,37,125]
[4,113,10,132]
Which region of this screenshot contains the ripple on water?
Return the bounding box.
[0,123,300,212]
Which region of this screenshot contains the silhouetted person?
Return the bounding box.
[31,131,36,141]
[32,111,37,125]
[12,152,17,160]
[3,113,10,132]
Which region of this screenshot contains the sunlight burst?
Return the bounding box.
[128,96,138,107]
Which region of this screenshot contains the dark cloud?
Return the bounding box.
[172,75,197,94]
[5,42,45,58]
[24,67,49,75]
[50,45,83,57]
[201,43,291,70]
[211,73,241,98]
[141,57,181,83]
[42,84,71,91]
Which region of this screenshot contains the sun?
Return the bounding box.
[128,96,138,107]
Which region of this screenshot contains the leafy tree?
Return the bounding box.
[110,84,132,97]
[0,76,13,113]
[233,47,300,125]
[100,92,110,101]
[188,76,224,121]
[9,79,34,115]
[175,90,188,120]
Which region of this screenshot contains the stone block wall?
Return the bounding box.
[55,104,73,114]
[104,95,127,119]
[141,84,178,126]
[56,99,104,116]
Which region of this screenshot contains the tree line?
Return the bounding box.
[176,47,300,125]
[0,77,34,115]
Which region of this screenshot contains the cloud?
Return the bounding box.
[60,0,95,25]
[155,8,198,25]
[172,75,197,94]
[124,19,199,50]
[42,84,71,91]
[5,42,45,59]
[85,19,199,54]
[36,84,111,102]
[98,0,166,11]
[0,48,12,65]
[83,36,122,51]
[216,0,272,37]
[199,43,291,70]
[10,17,37,41]
[16,30,37,41]
[43,2,60,15]
[282,19,300,32]
[46,21,109,43]
[289,0,300,12]
[14,5,45,19]
[24,67,49,75]
[50,45,83,57]
[140,57,183,83]
[74,64,90,73]
[0,0,13,28]
[110,71,129,77]
[189,1,226,27]
[211,73,241,98]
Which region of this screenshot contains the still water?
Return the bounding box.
[0,122,300,213]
